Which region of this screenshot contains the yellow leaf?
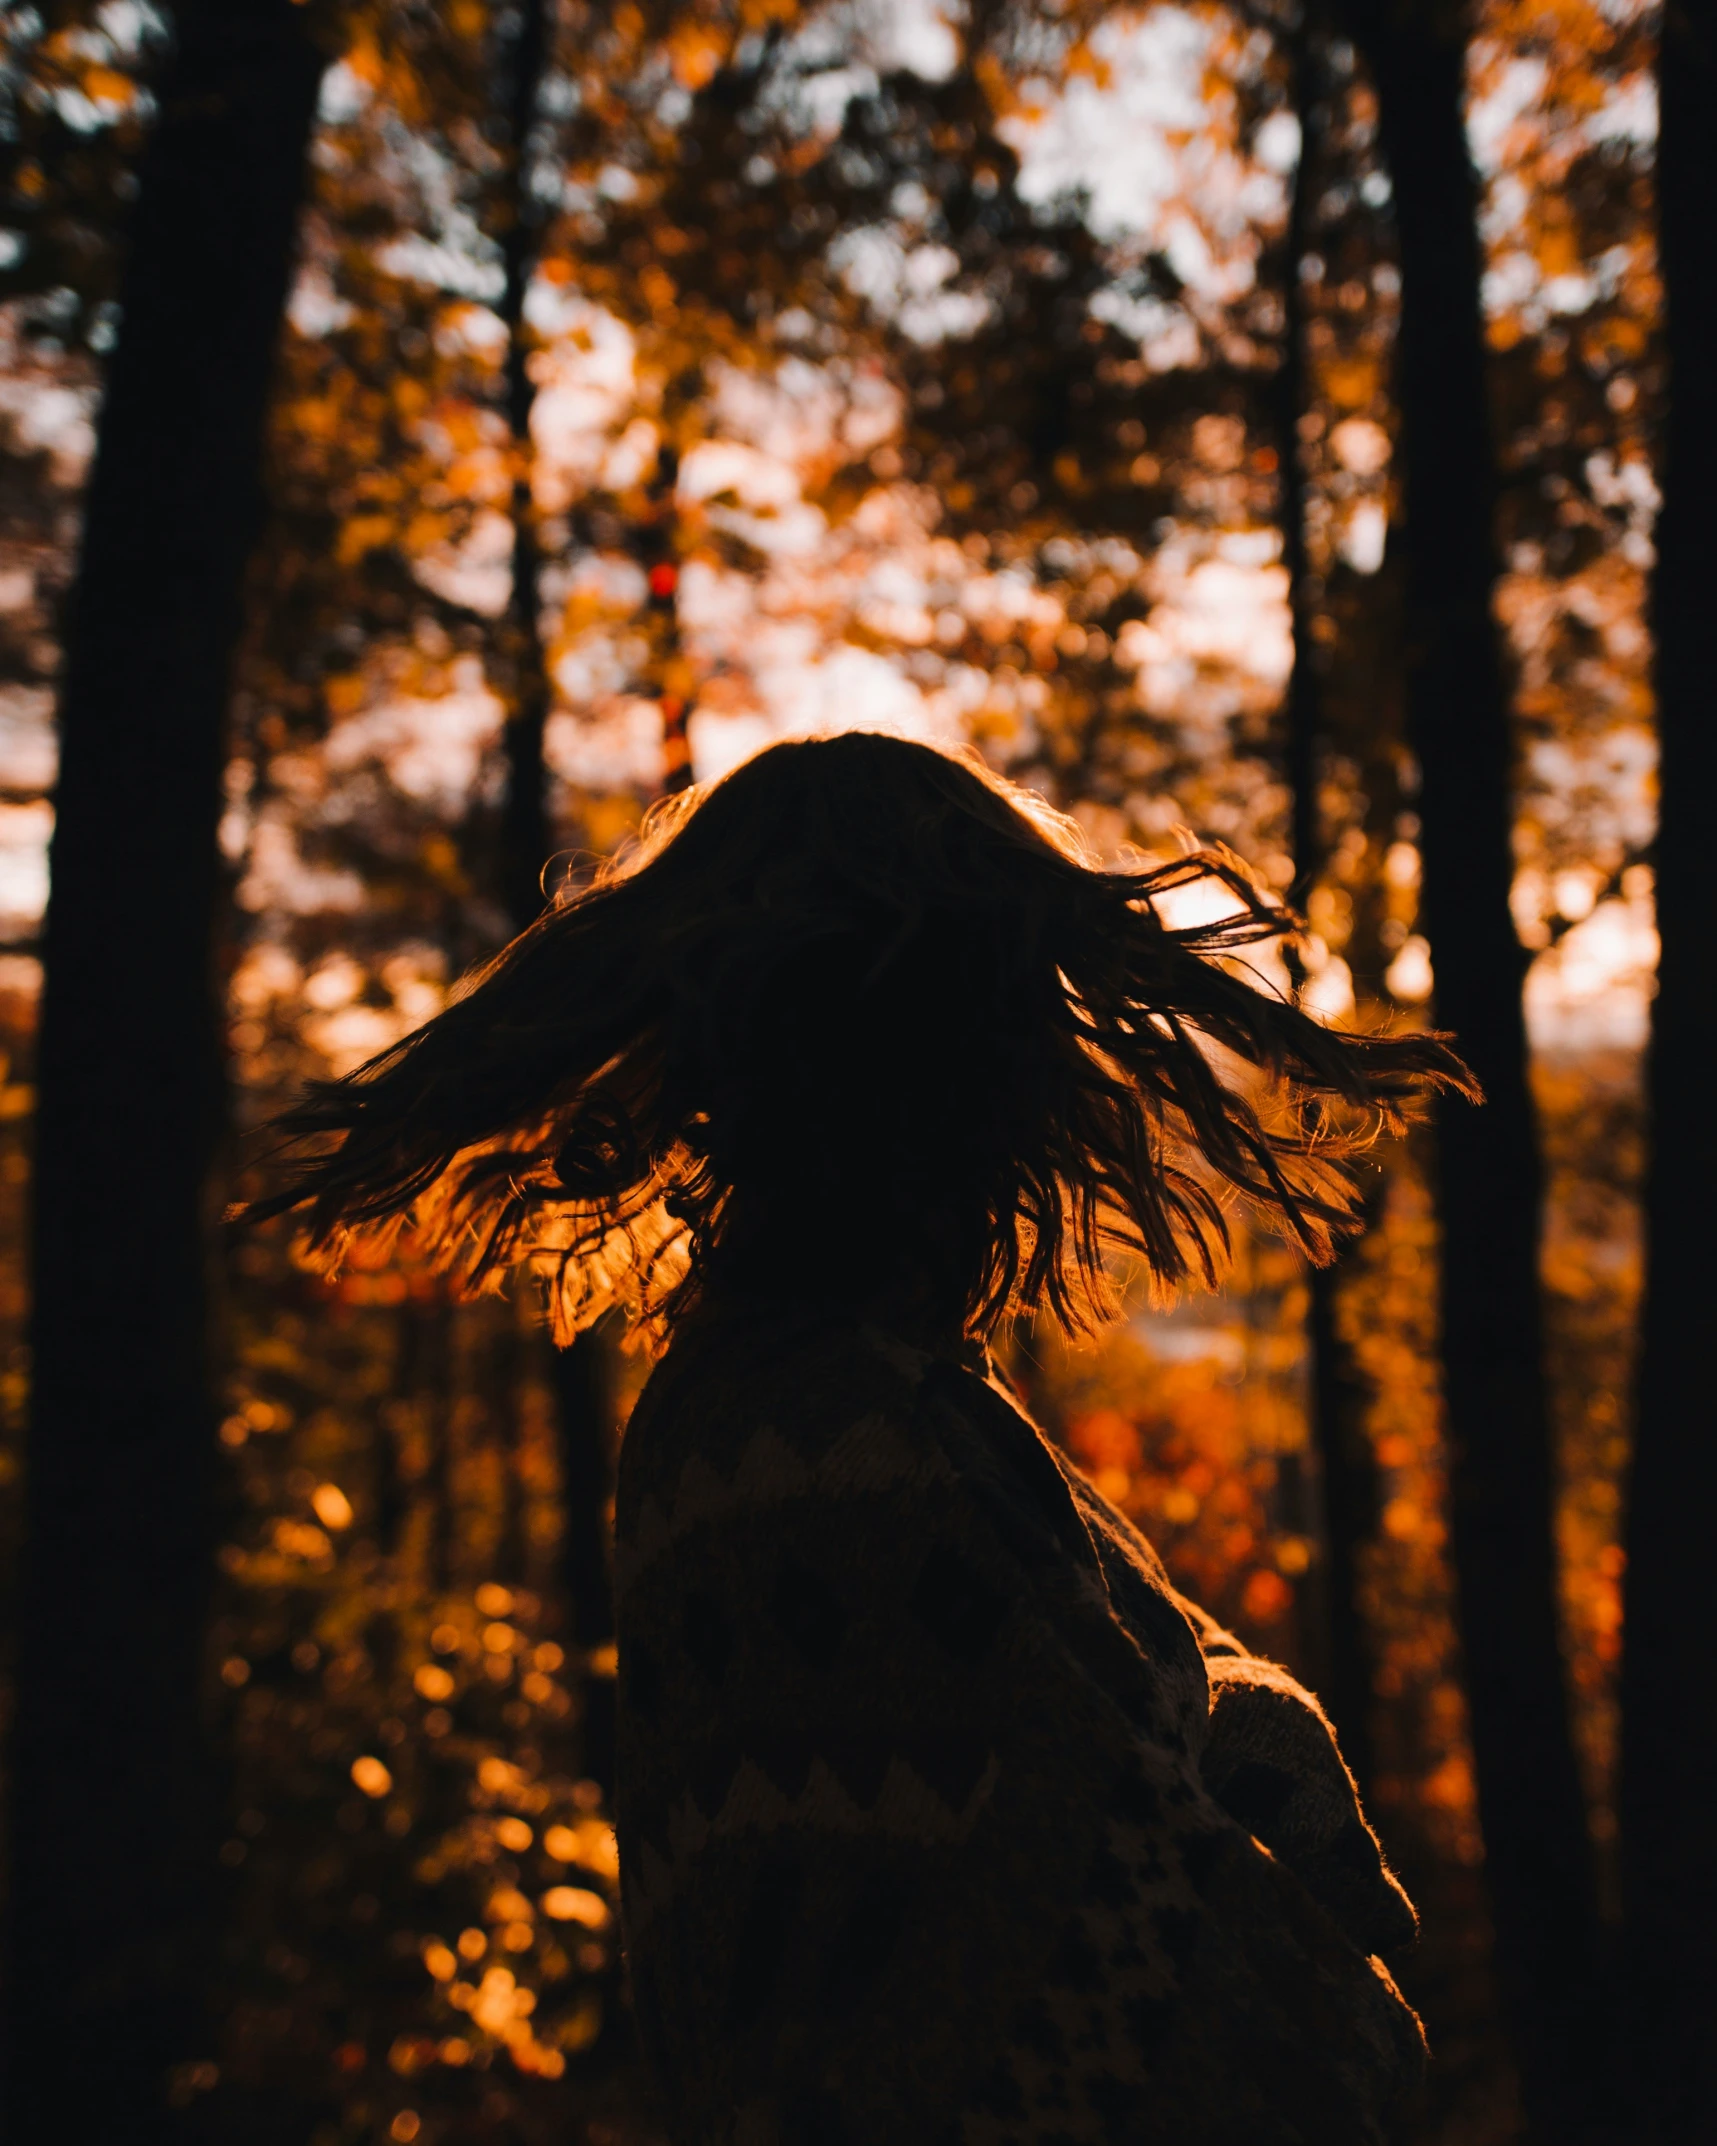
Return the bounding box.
[541,1886,610,1929]
[335,514,394,566]
[311,1482,353,1530]
[668,23,727,90]
[83,66,134,107]
[1321,357,1379,410]
[344,37,384,89]
[351,1756,393,1799]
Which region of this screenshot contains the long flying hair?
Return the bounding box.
[242,731,1475,1344]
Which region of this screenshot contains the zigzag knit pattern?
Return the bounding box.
[614,1307,1426,2146]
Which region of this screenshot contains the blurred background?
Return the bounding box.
[0,3,1686,2144]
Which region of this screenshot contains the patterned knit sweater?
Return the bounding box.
[613,1306,1425,2146]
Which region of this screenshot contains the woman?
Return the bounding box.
[251,732,1473,2144]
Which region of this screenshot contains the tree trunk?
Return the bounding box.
[1619,5,1717,2137]
[1273,16,1380,1794]
[496,0,556,936]
[492,0,618,1794]
[1333,5,1600,2132]
[3,5,325,2142]
[642,442,693,794]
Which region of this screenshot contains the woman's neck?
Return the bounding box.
[690,1255,977,1363]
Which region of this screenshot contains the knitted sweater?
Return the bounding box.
[613,1306,1425,2146]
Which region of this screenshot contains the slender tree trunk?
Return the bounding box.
[554,1317,618,1789]
[424,1303,456,1596]
[1333,5,1600,2132]
[1273,16,1380,1792]
[1619,6,1717,2137]
[492,0,619,1793]
[496,0,555,936]
[642,442,693,793]
[3,6,325,2141]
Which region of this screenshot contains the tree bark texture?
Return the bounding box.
[1334,4,1600,2132]
[492,0,619,1795]
[4,6,325,2140]
[1619,5,1717,2136]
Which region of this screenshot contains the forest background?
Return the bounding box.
[0,3,1709,2146]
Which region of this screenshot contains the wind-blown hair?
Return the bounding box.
[242,731,1474,1345]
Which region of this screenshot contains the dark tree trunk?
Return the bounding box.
[1333,4,1600,2132]
[492,0,618,1794]
[496,0,556,934]
[641,443,692,794]
[3,5,325,2142]
[1273,16,1380,1794]
[1619,6,1717,2137]
[554,1320,618,1790]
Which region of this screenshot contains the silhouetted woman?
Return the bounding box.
[250,733,1473,2145]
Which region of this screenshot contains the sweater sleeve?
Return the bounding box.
[615,1334,1424,2146]
[1051,1448,1419,1960]
[1200,1654,1419,1957]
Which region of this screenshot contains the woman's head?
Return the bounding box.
[245,731,1473,1342]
